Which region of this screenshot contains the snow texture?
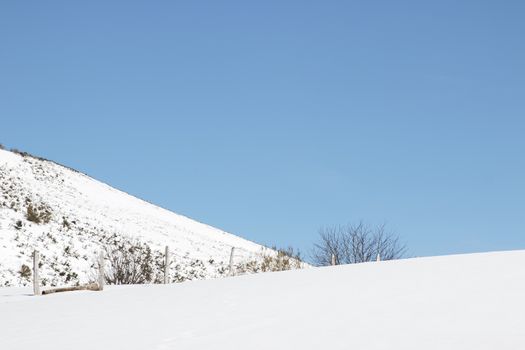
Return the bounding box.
[1,250,524,349]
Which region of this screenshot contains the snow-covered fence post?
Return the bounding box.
[33,250,40,296]
[164,246,170,284]
[331,254,336,266]
[229,247,235,276]
[376,253,381,262]
[98,251,105,291]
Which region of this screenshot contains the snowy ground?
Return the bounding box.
[1,250,524,349]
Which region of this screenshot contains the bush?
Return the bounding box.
[0,143,4,150]
[62,217,71,229]
[104,239,157,285]
[10,148,29,157]
[260,247,303,272]
[26,203,52,224]
[19,264,31,281]
[235,247,303,274]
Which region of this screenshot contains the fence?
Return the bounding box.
[31,245,240,296]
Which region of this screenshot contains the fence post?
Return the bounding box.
[98,251,105,291]
[331,254,336,266]
[229,247,235,276]
[164,246,170,284]
[376,253,381,262]
[33,250,40,296]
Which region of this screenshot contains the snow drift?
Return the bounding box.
[1,250,524,349]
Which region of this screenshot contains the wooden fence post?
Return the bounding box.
[98,251,105,291]
[229,247,235,276]
[164,246,170,284]
[331,254,336,266]
[33,250,40,296]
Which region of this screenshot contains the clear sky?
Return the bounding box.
[1,1,524,259]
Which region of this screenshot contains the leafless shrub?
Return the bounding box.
[236,247,303,274]
[62,217,71,229]
[10,148,29,157]
[311,221,406,266]
[8,147,50,162]
[103,239,157,285]
[261,247,302,272]
[18,264,32,281]
[26,203,52,224]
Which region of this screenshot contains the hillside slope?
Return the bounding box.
[0,149,274,287]
[1,250,524,349]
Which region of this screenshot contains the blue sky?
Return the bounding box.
[1,1,524,258]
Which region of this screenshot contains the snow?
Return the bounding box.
[0,149,280,286]
[1,250,524,349]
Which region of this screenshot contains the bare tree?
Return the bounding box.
[311,221,406,266]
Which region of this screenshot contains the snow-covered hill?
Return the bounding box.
[0,148,279,287]
[1,250,524,349]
